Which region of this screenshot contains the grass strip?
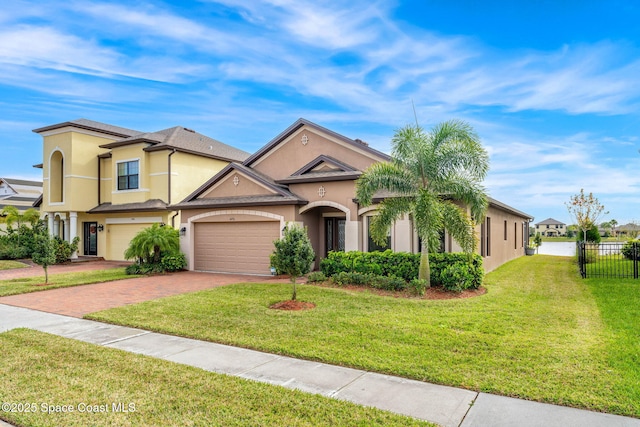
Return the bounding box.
[0,260,29,270]
[0,329,431,427]
[87,256,639,417]
[0,269,137,297]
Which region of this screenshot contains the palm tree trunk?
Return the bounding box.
[419,240,431,287]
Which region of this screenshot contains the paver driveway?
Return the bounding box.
[0,261,293,317]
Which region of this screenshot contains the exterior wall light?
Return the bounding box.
[97,224,104,232]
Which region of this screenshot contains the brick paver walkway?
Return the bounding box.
[0,261,295,317]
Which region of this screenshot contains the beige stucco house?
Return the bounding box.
[175,119,532,274]
[33,119,249,260]
[534,218,566,237]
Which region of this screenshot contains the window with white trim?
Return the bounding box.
[117,160,139,190]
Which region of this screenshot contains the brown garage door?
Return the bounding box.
[194,221,280,274]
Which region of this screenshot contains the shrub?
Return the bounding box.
[320,250,483,288]
[160,252,187,272]
[439,263,479,292]
[621,240,640,261]
[409,278,428,296]
[332,271,373,287]
[53,236,80,264]
[370,275,406,291]
[306,271,327,283]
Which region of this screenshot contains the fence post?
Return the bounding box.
[578,242,586,278]
[634,242,639,280]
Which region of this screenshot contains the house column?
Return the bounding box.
[47,214,54,237]
[63,218,70,241]
[345,219,360,251]
[52,217,60,238]
[69,212,78,259]
[393,216,413,252]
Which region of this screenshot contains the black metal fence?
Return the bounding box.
[577,241,640,279]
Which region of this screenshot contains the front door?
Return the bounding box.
[83,222,98,256]
[325,218,346,256]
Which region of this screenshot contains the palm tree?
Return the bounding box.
[0,206,40,228]
[124,223,179,264]
[356,120,489,286]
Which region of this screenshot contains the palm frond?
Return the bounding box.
[369,197,414,246]
[355,162,418,206]
[441,201,477,254]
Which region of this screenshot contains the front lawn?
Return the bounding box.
[0,329,428,427]
[87,256,640,418]
[0,260,29,270]
[0,269,137,297]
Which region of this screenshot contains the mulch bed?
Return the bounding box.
[310,281,486,300]
[269,300,317,311]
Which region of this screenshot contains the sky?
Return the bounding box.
[1,0,639,226]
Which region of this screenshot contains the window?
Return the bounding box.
[504,220,508,241]
[514,222,518,249]
[367,216,391,252]
[117,160,139,190]
[481,217,491,257]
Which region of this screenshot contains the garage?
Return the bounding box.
[194,221,280,274]
[107,224,145,261]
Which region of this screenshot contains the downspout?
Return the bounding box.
[167,149,176,204]
[171,211,179,228]
[97,156,101,205]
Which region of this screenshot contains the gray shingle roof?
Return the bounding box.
[33,118,142,137]
[173,195,306,210]
[87,199,168,214]
[535,218,565,226]
[100,126,250,163]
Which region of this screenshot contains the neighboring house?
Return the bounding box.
[0,178,43,232]
[174,118,532,274]
[618,223,640,238]
[32,119,249,260]
[534,218,567,237]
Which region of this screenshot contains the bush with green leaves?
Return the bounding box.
[0,222,46,260]
[409,278,428,296]
[160,252,187,272]
[621,240,640,261]
[53,236,80,264]
[320,250,483,290]
[306,271,327,283]
[270,223,315,300]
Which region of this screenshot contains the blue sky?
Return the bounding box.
[2,0,639,226]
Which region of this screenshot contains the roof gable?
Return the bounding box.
[243,118,390,167]
[535,218,565,226]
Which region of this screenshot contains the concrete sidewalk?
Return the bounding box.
[2,305,639,427]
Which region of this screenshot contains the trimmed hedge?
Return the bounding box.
[320,250,483,291]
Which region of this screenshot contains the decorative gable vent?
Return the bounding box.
[301,134,309,145]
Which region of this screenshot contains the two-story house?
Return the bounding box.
[534,218,567,237]
[0,177,42,232]
[33,119,249,260]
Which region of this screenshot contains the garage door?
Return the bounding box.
[107,224,145,261]
[194,221,280,274]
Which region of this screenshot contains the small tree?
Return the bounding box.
[31,234,57,284]
[565,189,607,243]
[533,233,542,254]
[270,223,315,301]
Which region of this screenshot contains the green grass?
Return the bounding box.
[0,329,431,427]
[0,260,29,270]
[87,256,640,417]
[0,268,137,297]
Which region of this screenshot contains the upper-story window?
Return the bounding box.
[117,160,139,190]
